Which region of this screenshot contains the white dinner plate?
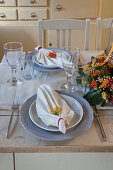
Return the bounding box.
[34,59,61,69]
[29,94,83,132]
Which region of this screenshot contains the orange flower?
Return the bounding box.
[50,105,62,116]
[107,62,113,68]
[55,105,62,111]
[97,53,104,59]
[81,77,84,86]
[91,79,97,88]
[91,70,100,77]
[106,100,109,103]
[100,79,109,88]
[48,52,56,58]
[50,108,54,112]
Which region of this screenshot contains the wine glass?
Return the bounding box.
[4,42,23,86]
[61,46,80,92]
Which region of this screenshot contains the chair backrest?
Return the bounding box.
[96,17,113,50]
[38,19,90,51]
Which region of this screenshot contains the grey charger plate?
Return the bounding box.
[20,90,93,141]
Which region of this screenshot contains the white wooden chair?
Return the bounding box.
[96,17,113,50]
[38,19,90,51]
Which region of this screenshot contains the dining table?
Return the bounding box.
[0,50,113,155]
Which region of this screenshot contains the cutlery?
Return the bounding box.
[0,106,12,111]
[6,98,19,138]
[94,111,107,142]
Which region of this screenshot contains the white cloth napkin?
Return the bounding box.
[36,84,74,134]
[35,46,63,68]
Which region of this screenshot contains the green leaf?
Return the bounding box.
[91,56,95,60]
[77,66,105,107]
[100,100,106,106]
[78,67,84,76]
[84,89,103,106]
[76,77,81,85]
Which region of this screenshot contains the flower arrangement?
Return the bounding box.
[50,105,62,116]
[82,52,113,109]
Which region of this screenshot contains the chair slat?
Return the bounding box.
[68,30,71,50]
[57,30,60,48]
[62,30,65,48]
[38,19,43,46]
[84,19,90,50]
[96,17,113,50]
[96,18,101,50]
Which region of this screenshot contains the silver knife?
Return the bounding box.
[94,111,107,141]
[6,109,15,138]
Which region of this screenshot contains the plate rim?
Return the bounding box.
[34,60,63,71]
[29,94,83,132]
[34,58,62,69]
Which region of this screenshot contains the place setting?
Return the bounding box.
[19,46,94,141]
[20,84,93,141]
[32,46,63,72]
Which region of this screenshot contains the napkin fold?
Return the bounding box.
[36,84,74,134]
[35,46,63,68]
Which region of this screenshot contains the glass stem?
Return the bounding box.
[20,67,24,80]
[66,73,72,85]
[73,74,77,86]
[32,56,35,79]
[12,68,17,81]
[83,84,87,95]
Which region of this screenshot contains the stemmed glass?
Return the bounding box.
[4,42,23,86]
[61,46,80,92]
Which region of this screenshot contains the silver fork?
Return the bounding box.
[0,105,12,111]
[6,97,19,138]
[94,111,107,142]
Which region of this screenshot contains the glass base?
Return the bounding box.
[7,79,22,86]
[60,82,76,92]
[75,91,84,96]
[24,74,32,80]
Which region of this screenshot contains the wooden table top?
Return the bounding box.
[0,50,113,153]
[0,109,113,153]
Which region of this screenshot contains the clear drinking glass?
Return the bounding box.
[23,54,34,80]
[61,46,80,92]
[4,42,23,86]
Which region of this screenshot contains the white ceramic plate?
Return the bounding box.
[29,94,83,132]
[34,58,61,69]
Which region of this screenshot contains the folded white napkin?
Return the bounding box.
[36,84,74,134]
[35,46,63,68]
